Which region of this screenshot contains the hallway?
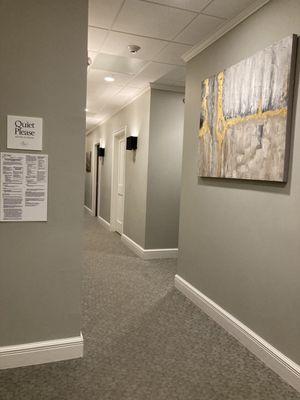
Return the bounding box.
[1,211,300,400]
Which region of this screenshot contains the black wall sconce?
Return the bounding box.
[97,146,105,157]
[126,136,138,150]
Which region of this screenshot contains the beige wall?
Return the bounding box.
[178,0,300,364]
[0,0,88,346]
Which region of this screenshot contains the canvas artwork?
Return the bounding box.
[199,35,297,182]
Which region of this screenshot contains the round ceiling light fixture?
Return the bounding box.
[104,76,115,82]
[128,44,141,54]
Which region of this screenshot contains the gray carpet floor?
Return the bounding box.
[1,211,300,400]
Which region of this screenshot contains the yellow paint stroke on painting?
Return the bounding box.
[199,71,288,174]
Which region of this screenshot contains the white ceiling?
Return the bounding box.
[86,0,260,131]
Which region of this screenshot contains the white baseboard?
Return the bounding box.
[84,205,93,215]
[121,234,178,260]
[175,275,300,393]
[97,216,110,230]
[0,333,83,370]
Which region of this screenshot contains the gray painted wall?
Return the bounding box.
[85,90,151,247]
[85,88,184,249]
[178,0,300,364]
[145,89,184,249]
[0,0,87,346]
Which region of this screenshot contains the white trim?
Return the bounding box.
[175,275,300,392]
[97,215,110,230]
[110,127,126,234]
[182,0,270,62]
[0,333,83,370]
[121,234,178,260]
[86,87,150,136]
[84,205,93,215]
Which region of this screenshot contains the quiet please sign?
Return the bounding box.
[7,115,43,151]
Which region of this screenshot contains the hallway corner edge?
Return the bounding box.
[174,274,300,393]
[0,332,84,370]
[84,205,93,215]
[121,234,178,260]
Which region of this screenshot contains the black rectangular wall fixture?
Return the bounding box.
[126,136,138,150]
[98,147,105,157]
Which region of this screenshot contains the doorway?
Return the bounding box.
[111,128,126,234]
[95,144,101,217]
[92,143,101,218]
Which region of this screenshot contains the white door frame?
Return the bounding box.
[91,142,101,216]
[110,127,126,233]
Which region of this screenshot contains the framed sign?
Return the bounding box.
[7,115,43,151]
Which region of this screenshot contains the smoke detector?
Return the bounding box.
[128,44,141,54]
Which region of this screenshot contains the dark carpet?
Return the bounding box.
[1,211,300,399]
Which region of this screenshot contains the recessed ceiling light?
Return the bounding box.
[104,76,115,82]
[85,108,89,112]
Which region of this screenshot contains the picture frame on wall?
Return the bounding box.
[198,34,298,182]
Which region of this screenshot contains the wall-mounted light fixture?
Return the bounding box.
[98,146,105,157]
[126,136,138,151]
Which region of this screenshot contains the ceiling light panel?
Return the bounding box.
[203,0,256,19]
[92,53,147,75]
[113,0,196,40]
[175,13,224,45]
[89,0,124,28]
[143,0,211,12]
[88,27,108,52]
[101,31,168,61]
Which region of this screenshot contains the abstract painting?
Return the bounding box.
[199,35,297,182]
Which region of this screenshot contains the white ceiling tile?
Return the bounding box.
[101,31,167,61]
[89,0,124,28]
[142,0,211,12]
[88,27,108,51]
[92,53,147,75]
[87,70,126,112]
[175,13,224,45]
[153,42,191,65]
[88,69,131,88]
[113,0,196,40]
[86,115,102,129]
[87,90,122,114]
[110,86,143,106]
[160,66,186,81]
[129,62,174,88]
[203,0,255,19]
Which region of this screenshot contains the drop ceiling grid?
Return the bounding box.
[86,0,259,130]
